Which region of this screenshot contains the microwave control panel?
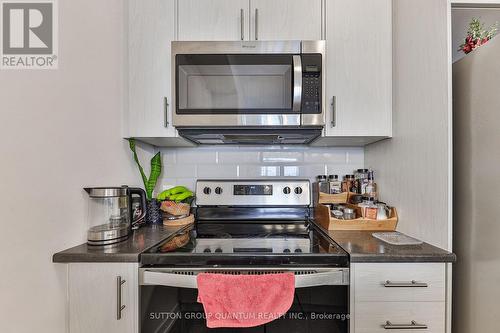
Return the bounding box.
[301,54,322,114]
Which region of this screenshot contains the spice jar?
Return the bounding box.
[355,169,369,194]
[365,170,378,200]
[350,194,364,205]
[331,210,344,220]
[376,203,389,220]
[343,207,356,220]
[358,197,377,218]
[342,175,357,193]
[328,175,342,194]
[317,175,329,193]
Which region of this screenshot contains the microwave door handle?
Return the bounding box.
[292,55,302,112]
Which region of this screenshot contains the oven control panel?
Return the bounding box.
[196,179,310,206]
[194,238,311,254]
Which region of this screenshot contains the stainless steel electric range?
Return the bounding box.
[140,179,349,333]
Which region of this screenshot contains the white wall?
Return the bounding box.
[365,0,451,250]
[0,1,151,332]
[156,146,364,193]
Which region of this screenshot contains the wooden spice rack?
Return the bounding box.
[312,182,398,231]
[314,203,398,231]
[317,191,357,204]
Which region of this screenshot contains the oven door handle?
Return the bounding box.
[292,55,302,112]
[141,269,348,289]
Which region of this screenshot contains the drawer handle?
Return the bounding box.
[384,320,428,330]
[384,280,428,288]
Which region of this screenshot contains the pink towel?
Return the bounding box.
[197,273,295,328]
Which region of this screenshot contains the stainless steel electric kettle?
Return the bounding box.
[84,186,147,245]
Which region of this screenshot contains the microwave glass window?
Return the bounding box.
[176,55,294,113]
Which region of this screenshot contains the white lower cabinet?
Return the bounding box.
[351,263,448,333]
[68,263,139,333]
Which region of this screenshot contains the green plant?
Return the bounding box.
[127,139,161,200]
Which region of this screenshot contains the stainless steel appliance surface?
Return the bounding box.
[171,41,325,145]
[140,179,349,333]
[84,186,146,246]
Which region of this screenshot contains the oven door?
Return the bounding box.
[140,267,349,333]
[173,52,302,127]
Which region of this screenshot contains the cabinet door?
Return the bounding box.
[325,0,392,137]
[128,0,175,138]
[250,0,322,40]
[69,263,139,333]
[178,0,249,41]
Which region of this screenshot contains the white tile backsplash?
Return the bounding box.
[157,146,364,190]
[176,149,217,164]
[218,151,261,164]
[239,165,281,177]
[262,151,304,163]
[197,164,238,178]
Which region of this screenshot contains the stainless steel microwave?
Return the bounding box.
[171,41,325,145]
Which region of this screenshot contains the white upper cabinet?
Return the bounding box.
[249,0,323,40]
[126,0,392,146]
[128,0,176,138]
[178,0,249,41]
[178,0,322,41]
[323,0,392,139]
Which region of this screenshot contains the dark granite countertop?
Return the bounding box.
[53,224,189,263]
[320,229,456,263]
[53,222,456,264]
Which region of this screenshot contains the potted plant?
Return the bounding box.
[127,139,163,224]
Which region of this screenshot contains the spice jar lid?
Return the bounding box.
[317,175,327,180]
[357,168,369,173]
[332,210,344,219]
[328,174,339,180]
[344,174,355,179]
[350,194,364,204]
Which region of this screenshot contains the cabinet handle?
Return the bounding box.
[240,9,244,41]
[254,8,259,40]
[330,96,336,127]
[383,320,428,330]
[384,280,428,288]
[164,97,169,128]
[116,276,126,320]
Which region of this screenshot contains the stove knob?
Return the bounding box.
[215,187,223,195]
[203,248,211,253]
[214,248,223,253]
[294,187,303,194]
[283,249,291,253]
[203,187,211,195]
[283,186,291,194]
[294,248,303,253]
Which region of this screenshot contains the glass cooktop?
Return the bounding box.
[141,221,348,267]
